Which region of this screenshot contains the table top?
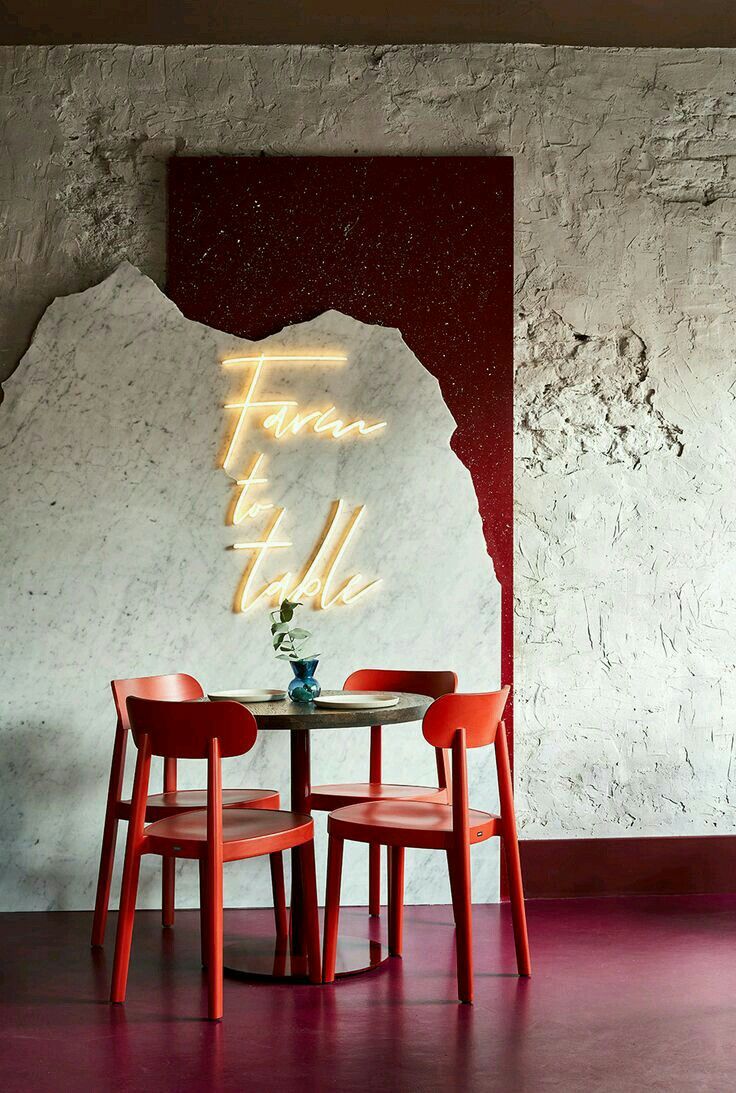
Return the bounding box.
[239,691,432,731]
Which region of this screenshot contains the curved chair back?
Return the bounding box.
[126,696,257,759]
[423,688,510,749]
[106,674,206,812]
[124,699,259,900]
[345,668,457,700]
[111,673,203,731]
[422,687,512,843]
[345,668,458,791]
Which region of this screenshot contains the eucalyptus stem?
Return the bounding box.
[270,598,321,663]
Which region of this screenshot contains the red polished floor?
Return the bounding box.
[2,896,736,1092]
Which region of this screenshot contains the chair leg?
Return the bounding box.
[322,835,344,983]
[91,811,119,947]
[368,720,383,918]
[387,846,405,958]
[270,852,288,938]
[368,844,381,917]
[503,834,532,977]
[445,848,461,924]
[298,842,322,985]
[198,858,209,967]
[448,846,474,1004]
[162,857,175,928]
[496,718,531,976]
[205,854,224,1021]
[110,843,143,1004]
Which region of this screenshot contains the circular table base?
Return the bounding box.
[223,934,386,982]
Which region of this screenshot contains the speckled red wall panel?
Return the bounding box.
[166,155,514,751]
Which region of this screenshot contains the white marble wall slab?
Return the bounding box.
[0,263,501,910]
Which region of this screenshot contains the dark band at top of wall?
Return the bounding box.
[1,0,736,48]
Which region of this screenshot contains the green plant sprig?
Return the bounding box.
[270,598,321,662]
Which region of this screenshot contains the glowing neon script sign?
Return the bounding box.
[221,354,385,613]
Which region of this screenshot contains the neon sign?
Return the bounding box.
[221,354,384,613]
[222,354,386,471]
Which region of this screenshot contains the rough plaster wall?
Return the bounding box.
[2,44,735,839]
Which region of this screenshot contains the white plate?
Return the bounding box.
[207,689,286,704]
[313,692,400,711]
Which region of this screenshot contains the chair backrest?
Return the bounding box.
[105,674,206,808]
[344,668,458,701]
[423,688,510,749]
[123,699,257,858]
[126,697,257,759]
[111,673,203,731]
[421,688,512,841]
[345,668,458,791]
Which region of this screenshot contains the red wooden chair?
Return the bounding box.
[322,687,531,1003]
[310,669,457,916]
[111,696,321,1020]
[91,673,284,948]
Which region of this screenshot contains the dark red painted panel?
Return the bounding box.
[521,835,736,899]
[167,156,513,758]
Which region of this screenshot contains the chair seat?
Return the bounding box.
[117,787,280,820]
[143,808,314,861]
[328,800,501,851]
[310,782,449,810]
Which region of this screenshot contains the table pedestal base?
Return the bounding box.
[223,910,387,982]
[223,936,385,982]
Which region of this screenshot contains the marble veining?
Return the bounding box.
[0,263,501,910]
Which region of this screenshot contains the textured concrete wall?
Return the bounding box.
[2,44,735,840]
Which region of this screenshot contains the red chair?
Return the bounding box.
[310,669,457,916]
[111,696,321,1020]
[91,673,284,948]
[322,688,530,1003]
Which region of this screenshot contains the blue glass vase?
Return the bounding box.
[288,658,321,704]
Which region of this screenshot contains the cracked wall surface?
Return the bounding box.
[2,44,736,839]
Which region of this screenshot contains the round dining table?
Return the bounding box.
[221,690,432,983]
